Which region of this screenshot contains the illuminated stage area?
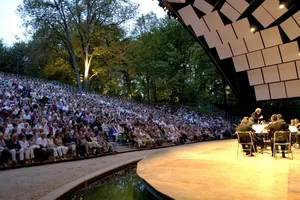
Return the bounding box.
[137,140,300,200]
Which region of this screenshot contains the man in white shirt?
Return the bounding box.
[36,132,48,162]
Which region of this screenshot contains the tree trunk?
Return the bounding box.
[70,52,81,90]
[146,76,150,103]
[84,59,90,91]
[152,80,157,103]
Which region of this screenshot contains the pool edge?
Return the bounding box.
[39,157,144,200]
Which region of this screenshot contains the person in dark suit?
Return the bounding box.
[276,114,285,123]
[266,114,289,157]
[236,118,256,156]
[251,108,263,124]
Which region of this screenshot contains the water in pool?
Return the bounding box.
[67,170,158,200]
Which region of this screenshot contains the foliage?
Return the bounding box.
[18,0,138,90]
[1,9,240,113]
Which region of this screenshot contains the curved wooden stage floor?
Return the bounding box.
[137,140,300,200]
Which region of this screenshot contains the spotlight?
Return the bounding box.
[279,0,285,9]
[250,27,256,32]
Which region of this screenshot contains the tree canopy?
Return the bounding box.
[3,3,300,118]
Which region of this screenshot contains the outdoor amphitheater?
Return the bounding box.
[1,0,300,200]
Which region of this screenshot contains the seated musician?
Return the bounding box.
[236,118,256,156]
[247,116,264,150]
[265,114,289,157]
[261,120,267,125]
[276,114,285,123]
[251,108,263,124]
[294,119,300,148]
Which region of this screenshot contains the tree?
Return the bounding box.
[0,41,28,75]
[18,0,138,90]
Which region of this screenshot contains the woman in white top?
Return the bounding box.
[28,135,39,163]
[46,133,59,161]
[54,132,68,160]
[19,135,31,163]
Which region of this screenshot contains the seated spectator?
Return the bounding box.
[28,135,39,163]
[97,132,115,153]
[47,133,59,161]
[0,132,10,166]
[77,131,89,156]
[7,133,25,165]
[36,132,48,162]
[54,132,68,160]
[19,135,32,163]
[62,132,77,158]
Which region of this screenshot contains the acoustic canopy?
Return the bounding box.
[160,0,300,102]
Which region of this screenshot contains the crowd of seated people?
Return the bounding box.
[0,73,233,167]
[236,108,299,157]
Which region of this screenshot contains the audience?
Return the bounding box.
[0,72,233,167]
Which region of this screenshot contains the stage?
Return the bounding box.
[137,140,300,200]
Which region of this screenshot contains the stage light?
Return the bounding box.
[279,0,285,9]
[250,27,256,32]
[279,4,285,9]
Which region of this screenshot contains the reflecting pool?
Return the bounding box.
[67,168,158,200]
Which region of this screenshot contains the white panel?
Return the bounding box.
[252,6,274,28]
[193,0,213,15]
[262,46,282,66]
[279,41,300,62]
[244,33,264,52]
[280,17,300,41]
[232,18,252,39]
[248,69,264,86]
[296,60,300,78]
[217,24,237,44]
[204,30,222,48]
[190,18,210,37]
[216,43,233,60]
[203,11,224,31]
[178,5,198,25]
[262,65,280,83]
[229,39,248,56]
[220,2,240,22]
[247,51,265,69]
[167,0,186,3]
[233,54,249,72]
[293,11,300,25]
[255,85,270,101]
[278,62,298,81]
[262,0,288,19]
[226,0,249,14]
[285,80,300,98]
[260,26,283,48]
[269,82,287,99]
